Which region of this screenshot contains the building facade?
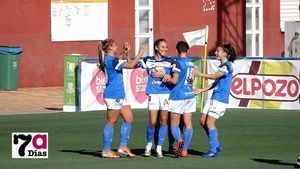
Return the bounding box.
[0,0,286,87]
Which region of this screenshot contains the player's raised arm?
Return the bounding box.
[194,68,224,80]
[194,84,213,95]
[117,42,130,60]
[123,45,145,69]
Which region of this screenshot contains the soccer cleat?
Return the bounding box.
[156,146,164,157]
[102,150,120,159]
[181,150,188,157]
[117,147,136,158]
[144,144,152,157]
[297,156,300,166]
[217,145,223,152]
[202,151,218,158]
[174,140,184,157]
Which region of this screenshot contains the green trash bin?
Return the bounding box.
[0,46,23,90]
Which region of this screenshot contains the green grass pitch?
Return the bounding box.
[0,109,299,169]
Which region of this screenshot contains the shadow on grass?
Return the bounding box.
[132,148,204,158]
[251,158,300,168]
[45,107,63,111]
[60,149,155,158]
[60,149,101,157]
[60,148,204,158]
[188,149,204,156]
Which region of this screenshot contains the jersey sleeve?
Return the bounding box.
[209,81,218,90]
[113,58,126,71]
[171,61,181,75]
[138,57,148,69]
[218,64,230,76]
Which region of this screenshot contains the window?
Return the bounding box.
[135,0,153,56]
[280,0,300,32]
[246,0,263,57]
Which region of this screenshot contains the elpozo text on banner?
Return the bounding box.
[206,59,300,110]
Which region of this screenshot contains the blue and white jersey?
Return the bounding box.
[169,57,195,100]
[211,61,233,104]
[103,55,126,99]
[139,56,174,94]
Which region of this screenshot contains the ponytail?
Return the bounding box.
[97,39,114,72]
[98,41,105,72]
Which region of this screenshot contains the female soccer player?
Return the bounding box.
[161,41,195,157]
[99,39,145,158]
[139,39,173,157]
[194,43,237,158]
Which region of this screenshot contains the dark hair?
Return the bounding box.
[176,41,189,54]
[154,38,167,54]
[98,39,114,72]
[219,43,237,62]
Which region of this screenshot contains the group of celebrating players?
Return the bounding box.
[97,38,236,159]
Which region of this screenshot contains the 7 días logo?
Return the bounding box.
[12,133,48,158]
[231,74,300,101]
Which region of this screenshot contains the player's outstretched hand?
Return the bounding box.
[194,68,202,77]
[123,42,130,53]
[151,70,164,79]
[162,74,171,82]
[136,45,146,57]
[194,88,204,95]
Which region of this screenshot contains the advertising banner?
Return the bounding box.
[79,58,300,111]
[63,54,85,112]
[80,60,107,111]
[123,68,148,109]
[207,59,300,109]
[79,60,148,111]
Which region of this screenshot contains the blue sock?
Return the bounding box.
[208,128,219,153]
[157,125,168,146]
[120,122,132,147]
[146,124,155,143]
[183,128,193,151]
[103,124,114,151]
[171,125,182,142]
[126,122,132,144]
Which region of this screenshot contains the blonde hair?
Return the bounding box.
[98,39,114,72]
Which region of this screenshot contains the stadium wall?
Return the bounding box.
[0,0,135,88]
[263,0,285,57]
[0,0,284,87]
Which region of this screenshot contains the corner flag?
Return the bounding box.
[183,26,209,113]
[183,27,208,47]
